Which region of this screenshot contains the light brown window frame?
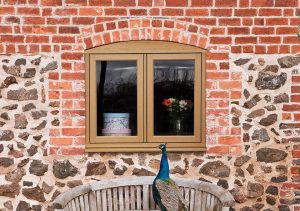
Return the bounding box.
[85,41,206,152]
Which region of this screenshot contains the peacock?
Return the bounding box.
[152,143,187,211]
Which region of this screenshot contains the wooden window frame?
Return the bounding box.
[85,41,206,152]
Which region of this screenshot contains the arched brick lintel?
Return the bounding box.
[82,18,209,50]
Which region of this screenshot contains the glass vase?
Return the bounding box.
[171,118,184,135]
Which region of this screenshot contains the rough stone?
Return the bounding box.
[9,149,23,158]
[191,158,204,167]
[51,118,60,126]
[29,160,48,176]
[14,114,28,129]
[261,165,272,173]
[243,89,250,99]
[234,155,251,167]
[3,65,21,76]
[266,186,278,195]
[277,56,300,68]
[23,181,33,186]
[32,205,42,211]
[55,181,65,187]
[255,72,287,90]
[4,200,13,210]
[31,110,47,120]
[113,165,128,175]
[51,190,61,202]
[23,68,36,78]
[121,157,134,165]
[31,57,41,65]
[7,88,38,101]
[5,167,26,183]
[2,104,18,110]
[246,182,264,198]
[22,186,46,202]
[49,101,59,107]
[18,132,29,140]
[0,144,3,153]
[243,94,261,109]
[199,161,230,178]
[266,195,276,205]
[217,179,228,189]
[235,168,245,177]
[67,180,83,188]
[271,176,287,183]
[231,187,247,203]
[53,160,79,179]
[252,203,264,210]
[232,117,240,126]
[170,166,187,175]
[247,109,265,118]
[0,76,17,88]
[234,179,243,186]
[0,130,14,141]
[168,153,182,161]
[0,112,9,120]
[33,135,43,141]
[243,133,250,142]
[263,65,279,73]
[0,121,5,127]
[274,93,289,104]
[27,145,38,156]
[231,107,242,117]
[234,58,251,66]
[18,158,29,167]
[259,114,277,126]
[40,61,58,74]
[15,58,26,66]
[24,81,35,87]
[0,183,20,198]
[256,148,287,163]
[16,201,30,211]
[278,205,290,211]
[252,129,270,142]
[0,157,14,167]
[22,103,36,112]
[108,160,116,169]
[85,161,107,176]
[132,168,156,176]
[243,123,252,130]
[31,120,47,130]
[258,58,265,66]
[265,105,276,111]
[42,182,54,194]
[247,75,253,82]
[276,165,287,174]
[246,164,254,175]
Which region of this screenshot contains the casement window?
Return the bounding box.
[85,41,206,152]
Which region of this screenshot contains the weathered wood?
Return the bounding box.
[52,176,235,211]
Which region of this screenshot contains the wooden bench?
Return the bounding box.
[52,176,235,211]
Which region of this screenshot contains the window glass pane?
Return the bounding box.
[96,61,137,136]
[154,60,194,136]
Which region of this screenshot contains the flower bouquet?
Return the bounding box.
[162,98,193,135]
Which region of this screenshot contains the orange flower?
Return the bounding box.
[162,99,172,107]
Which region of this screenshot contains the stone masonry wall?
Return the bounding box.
[0,0,300,210]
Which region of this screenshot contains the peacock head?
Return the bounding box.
[158,143,167,151]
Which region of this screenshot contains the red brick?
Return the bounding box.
[211,9,232,17]
[243,18,254,26]
[252,27,274,34]
[47,18,70,25]
[48,91,60,99]
[105,8,127,16]
[191,0,212,6]
[72,17,94,25]
[3,0,26,4]
[228,27,250,35]
[61,52,83,60]
[62,147,85,155]
[52,36,75,43]
[89,0,111,6]
[0,26,12,33]
[251,0,273,6]
[234,9,257,16]
[165,0,188,6]
[207,72,229,80]
[62,72,85,80]
[283,104,300,111]
[259,36,281,44]
[130,9,147,16]
[17,8,39,15]
[79,8,102,16]
[266,18,288,25]
[26,35,49,43]
[235,37,257,44]
[24,17,45,24]
[293,76,300,83]
[138,0,152,6]
[49,72,59,80]
[291,95,300,102]
[255,45,266,53]
[219,81,241,89]
[210,28,225,35]
[291,18,300,26]
[215,0,237,7]
[259,8,282,16]
[283,36,299,44]
[188,25,198,33]
[219,18,241,26]
[114,0,135,6]
[50,138,73,146]
[207,53,229,60]
[162,9,184,16]
[65,0,87,5]
[62,110,85,116]
[41,0,62,6]
[218,136,240,145]
[1,35,24,43]
[62,91,85,99]
[59,26,80,34]
[239,0,249,7]
[279,45,290,53]
[276,27,297,34]
[207,146,229,154]
[210,37,232,44]
[194,18,216,26]
[208,91,229,98]
[292,86,300,93]
[54,8,77,16]
[275,0,298,7]
[267,45,278,54]
[292,150,300,158]
[186,9,209,16]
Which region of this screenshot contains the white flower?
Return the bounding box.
[169,98,175,103]
[179,100,188,110]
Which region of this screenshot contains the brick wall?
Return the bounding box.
[0,0,299,210]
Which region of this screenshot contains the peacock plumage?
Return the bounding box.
[152,144,187,211]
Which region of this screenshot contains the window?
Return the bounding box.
[85,41,206,152]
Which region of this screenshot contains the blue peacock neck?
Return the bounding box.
[157,148,170,179]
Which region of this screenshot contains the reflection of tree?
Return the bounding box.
[97,61,107,134]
